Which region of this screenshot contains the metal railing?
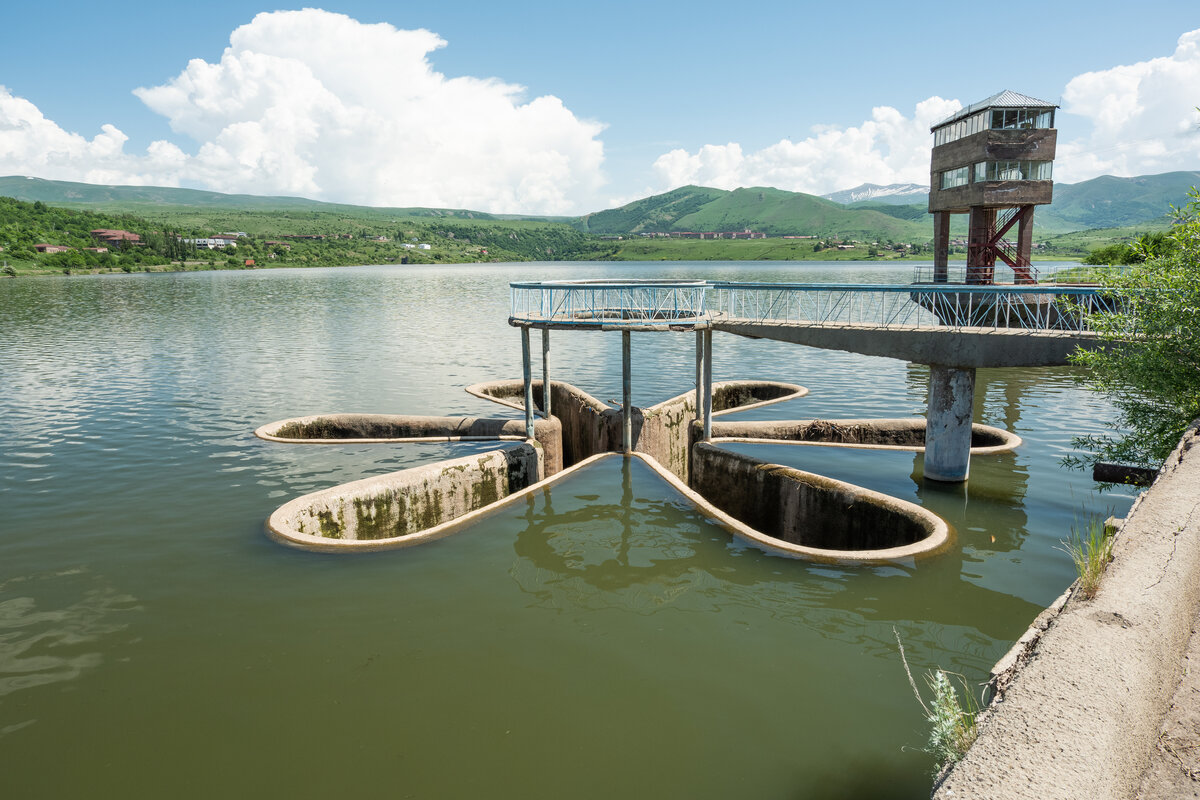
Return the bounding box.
[509,280,709,327]
[510,280,1122,333]
[912,263,1041,284]
[712,283,1121,332]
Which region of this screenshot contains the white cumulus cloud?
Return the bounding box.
[650,97,961,196]
[0,9,607,214]
[1055,28,1200,183]
[650,27,1200,196]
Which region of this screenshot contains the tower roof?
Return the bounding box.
[932,90,1058,131]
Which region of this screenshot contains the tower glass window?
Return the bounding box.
[973,161,1052,182]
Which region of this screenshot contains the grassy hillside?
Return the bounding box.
[0,175,539,222]
[574,186,728,233]
[0,194,613,276]
[1041,171,1199,231]
[576,185,929,240]
[672,187,927,239]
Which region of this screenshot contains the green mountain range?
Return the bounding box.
[581,172,1198,238]
[0,176,543,221]
[2,170,1197,245]
[574,186,928,239]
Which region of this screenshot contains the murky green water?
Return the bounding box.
[1,262,1133,798]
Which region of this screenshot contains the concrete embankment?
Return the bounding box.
[934,421,1200,799]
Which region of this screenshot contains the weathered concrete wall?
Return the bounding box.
[690,442,949,559]
[933,421,1200,800]
[640,381,807,480]
[467,380,615,468]
[267,443,543,551]
[255,412,563,475]
[467,379,807,481]
[708,417,1019,452]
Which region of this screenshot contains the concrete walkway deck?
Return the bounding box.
[710,319,1097,368]
[933,422,1200,800]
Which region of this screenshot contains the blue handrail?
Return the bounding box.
[509,280,1123,332]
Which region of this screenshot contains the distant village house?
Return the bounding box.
[90,229,142,247]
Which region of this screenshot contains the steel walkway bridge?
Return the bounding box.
[508,279,1120,482]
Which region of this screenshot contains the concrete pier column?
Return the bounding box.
[1017,206,1035,282]
[933,211,950,283]
[622,330,632,454]
[925,364,976,482]
[702,328,713,440]
[695,330,704,422]
[541,328,552,419]
[521,327,534,439]
[967,207,997,284]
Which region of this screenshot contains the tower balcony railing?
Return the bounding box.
[509,280,710,327]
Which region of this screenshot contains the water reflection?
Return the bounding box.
[507,456,1042,644]
[0,569,140,706]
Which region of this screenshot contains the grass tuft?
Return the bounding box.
[1060,515,1115,600]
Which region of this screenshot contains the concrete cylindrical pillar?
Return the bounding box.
[541,328,552,419]
[933,211,950,283]
[521,327,534,439]
[622,330,632,454]
[925,364,976,482]
[695,330,704,421]
[1017,206,1035,283]
[702,328,713,440]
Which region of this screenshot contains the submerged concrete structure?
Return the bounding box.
[256,374,1018,560]
[257,276,1108,558]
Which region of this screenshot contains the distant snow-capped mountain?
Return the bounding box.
[823,183,928,205]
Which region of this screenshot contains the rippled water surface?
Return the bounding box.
[1,262,1134,798]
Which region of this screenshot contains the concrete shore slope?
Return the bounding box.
[934,421,1200,800]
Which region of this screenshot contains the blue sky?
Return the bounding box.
[2,1,1198,213]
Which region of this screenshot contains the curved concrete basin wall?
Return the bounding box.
[466,379,807,481]
[690,442,950,560]
[268,443,543,552]
[255,413,563,475]
[642,381,808,480]
[467,380,616,469]
[708,418,1020,453]
[703,381,808,415]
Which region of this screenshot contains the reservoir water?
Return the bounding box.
[0,262,1134,798]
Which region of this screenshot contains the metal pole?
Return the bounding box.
[541,328,552,419]
[521,327,534,439]
[622,330,632,454]
[702,328,713,440]
[694,329,704,421]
